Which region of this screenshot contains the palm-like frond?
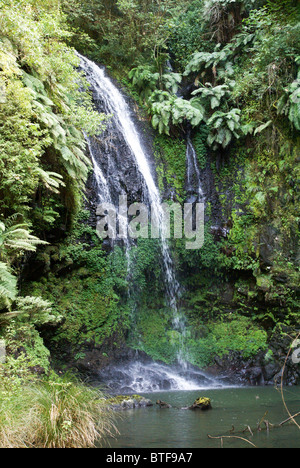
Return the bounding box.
[0,223,48,254]
[0,262,18,307]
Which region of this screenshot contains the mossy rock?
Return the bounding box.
[106,394,142,405]
[106,394,153,410]
[189,397,212,411]
[256,275,273,292]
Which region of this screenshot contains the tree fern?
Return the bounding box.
[0,217,48,261]
[206,108,241,149]
[149,91,204,135]
[33,168,65,194]
[0,262,18,312]
[191,83,232,111]
[22,72,93,187]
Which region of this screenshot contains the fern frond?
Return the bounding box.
[0,262,18,305]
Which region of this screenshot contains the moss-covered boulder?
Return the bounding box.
[189,397,212,411]
[107,394,153,411]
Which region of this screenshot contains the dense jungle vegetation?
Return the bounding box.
[0,0,299,447]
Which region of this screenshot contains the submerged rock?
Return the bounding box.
[189,397,212,411]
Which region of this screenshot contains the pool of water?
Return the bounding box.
[104,386,300,448]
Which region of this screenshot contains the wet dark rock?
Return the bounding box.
[245,366,265,386]
[108,395,153,411]
[258,225,280,268]
[263,362,280,382]
[207,329,300,387]
[156,400,172,409]
[211,226,229,241]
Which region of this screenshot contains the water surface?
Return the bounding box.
[105,387,300,448]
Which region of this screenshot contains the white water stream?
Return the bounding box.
[79,54,223,391]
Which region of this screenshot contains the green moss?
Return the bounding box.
[28,270,130,350]
[154,134,187,201]
[106,394,144,405]
[192,127,209,170]
[187,315,268,368]
[193,397,211,407]
[130,306,179,364]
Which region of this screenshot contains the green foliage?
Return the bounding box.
[265,0,300,20]
[5,321,51,372]
[191,127,209,170]
[191,83,233,112]
[168,1,210,70]
[25,219,131,350]
[0,0,106,227]
[277,57,300,130]
[128,66,203,135]
[0,216,48,260]
[0,0,110,358]
[128,65,182,103]
[184,48,235,78]
[177,224,222,273]
[187,315,268,368]
[206,109,242,149]
[0,366,114,448]
[0,262,17,309]
[63,0,186,69]
[150,91,204,135]
[132,305,268,368]
[153,134,187,199]
[0,215,52,315]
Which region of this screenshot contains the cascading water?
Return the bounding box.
[186,134,205,204]
[79,54,225,392]
[98,359,231,394]
[85,135,112,205]
[79,54,180,305]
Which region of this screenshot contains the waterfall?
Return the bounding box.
[99,359,231,394]
[186,132,205,203]
[77,54,226,391]
[85,135,112,205]
[79,54,182,316]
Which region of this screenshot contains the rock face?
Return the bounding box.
[207,326,300,387]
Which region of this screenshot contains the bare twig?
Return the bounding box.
[208,435,257,448]
[280,332,300,430]
[279,412,300,427]
[258,411,269,431]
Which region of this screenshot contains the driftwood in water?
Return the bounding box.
[208,410,300,448]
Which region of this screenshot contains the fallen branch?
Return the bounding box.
[208,408,299,447]
[208,435,257,448]
[279,412,300,427]
[258,411,269,431]
[242,425,254,437]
